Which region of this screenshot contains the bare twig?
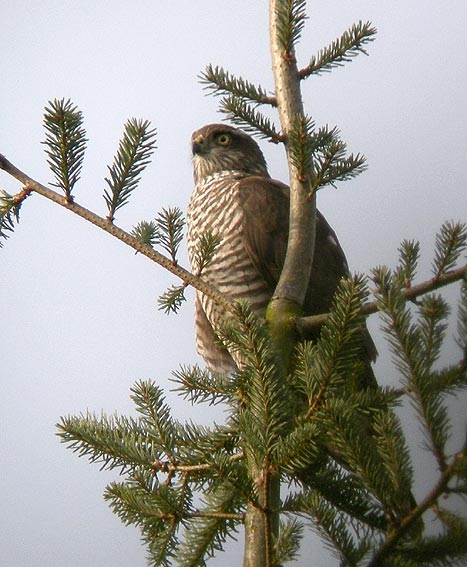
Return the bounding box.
[152,452,245,476]
[187,511,245,521]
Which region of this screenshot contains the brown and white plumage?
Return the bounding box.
[187,124,376,376]
[185,126,424,520]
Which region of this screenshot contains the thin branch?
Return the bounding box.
[13,186,34,205]
[152,509,244,522]
[367,451,465,567]
[299,20,377,79]
[298,265,467,333]
[200,64,277,107]
[187,511,245,521]
[0,186,33,245]
[0,153,231,311]
[152,452,244,475]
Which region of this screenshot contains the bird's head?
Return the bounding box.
[191,124,269,184]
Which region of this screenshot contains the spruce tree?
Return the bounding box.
[1,2,466,566]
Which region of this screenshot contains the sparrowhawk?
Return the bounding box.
[186,123,377,378]
[185,125,424,522]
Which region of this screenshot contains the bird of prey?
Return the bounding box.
[186,123,376,377]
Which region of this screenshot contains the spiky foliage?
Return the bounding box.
[200,65,276,107]
[220,302,294,464]
[130,207,188,314]
[372,222,467,471]
[293,274,374,404]
[272,518,304,565]
[57,230,467,564]
[42,98,87,201]
[171,365,236,406]
[219,96,280,140]
[299,21,377,79]
[157,226,221,315]
[199,65,280,141]
[191,231,222,276]
[57,380,247,567]
[274,0,307,54]
[432,221,467,278]
[0,189,22,246]
[157,284,187,315]
[7,4,461,565]
[198,64,278,141]
[154,207,185,263]
[286,488,373,566]
[132,220,159,248]
[287,114,367,195]
[104,119,157,222]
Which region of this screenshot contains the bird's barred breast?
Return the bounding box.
[187,172,272,322]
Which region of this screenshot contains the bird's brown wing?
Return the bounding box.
[237,177,290,293]
[238,176,349,317]
[238,176,377,371]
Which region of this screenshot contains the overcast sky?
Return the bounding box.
[1,1,466,566]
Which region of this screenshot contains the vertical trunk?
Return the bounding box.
[268,0,317,309]
[243,462,280,567]
[243,3,317,565]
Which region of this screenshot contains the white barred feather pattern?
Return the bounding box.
[187,171,272,372]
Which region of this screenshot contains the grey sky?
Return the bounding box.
[1,1,466,566]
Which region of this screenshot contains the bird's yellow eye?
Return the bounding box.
[216,133,232,146]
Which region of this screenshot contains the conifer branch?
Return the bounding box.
[192,231,223,276]
[131,219,159,247]
[299,20,377,79]
[273,519,304,565]
[0,154,232,311]
[224,303,292,460]
[57,412,156,472]
[178,482,244,566]
[200,64,277,106]
[156,230,224,314]
[104,478,183,567]
[314,145,367,191]
[295,494,372,565]
[0,186,31,246]
[299,264,467,333]
[149,207,188,314]
[152,452,245,475]
[284,466,388,531]
[367,451,466,567]
[187,511,244,521]
[432,221,467,278]
[154,207,185,263]
[158,284,188,315]
[171,365,236,405]
[104,118,157,222]
[287,115,366,195]
[273,421,321,476]
[302,275,371,420]
[219,96,281,141]
[287,115,334,184]
[130,381,178,464]
[274,0,307,55]
[42,98,87,201]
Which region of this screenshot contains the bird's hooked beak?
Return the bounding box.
[192,134,206,156]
